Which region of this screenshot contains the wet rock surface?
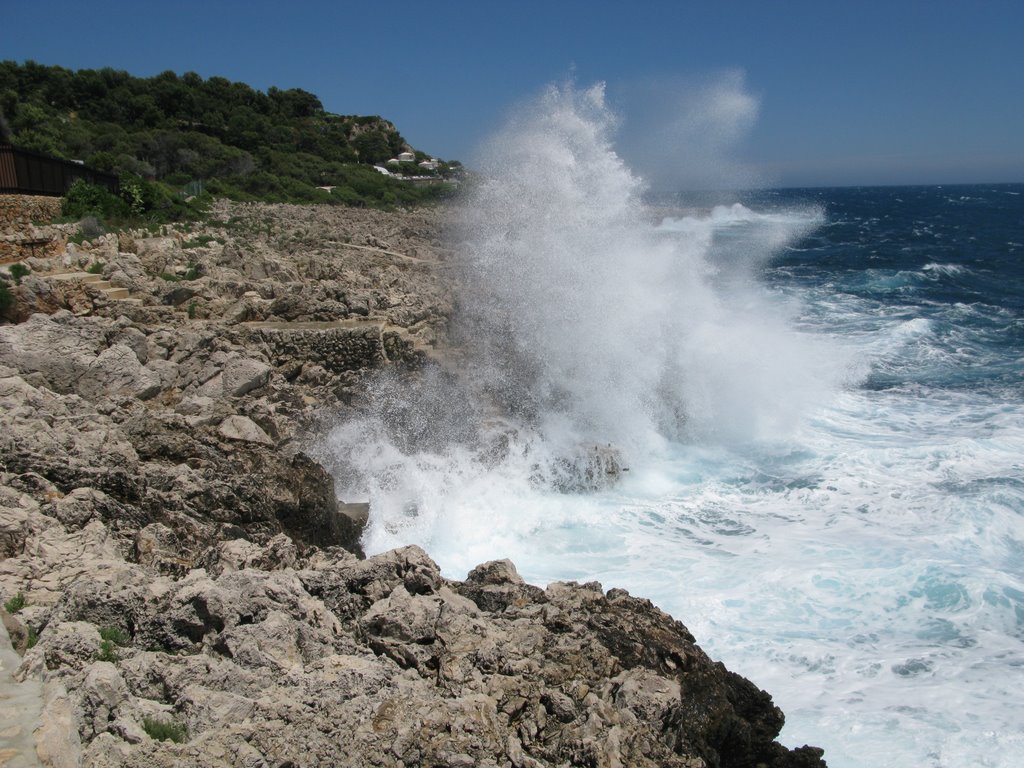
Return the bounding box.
[0,202,825,766]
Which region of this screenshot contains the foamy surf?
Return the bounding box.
[319,84,1024,767]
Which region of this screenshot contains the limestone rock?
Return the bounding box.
[80,344,162,401]
[8,539,828,768]
[37,621,102,672]
[221,357,271,397]
[217,415,273,445]
[36,680,83,768]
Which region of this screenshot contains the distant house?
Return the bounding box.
[418,158,439,171]
[396,152,416,163]
[373,166,393,176]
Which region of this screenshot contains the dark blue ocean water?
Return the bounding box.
[762,184,1024,394]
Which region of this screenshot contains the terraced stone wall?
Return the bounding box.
[0,194,65,263]
[0,195,62,234]
[244,321,422,374]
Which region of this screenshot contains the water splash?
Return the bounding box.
[454,81,842,449]
[320,80,846,552]
[314,169,1024,767]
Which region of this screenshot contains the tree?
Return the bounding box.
[268,86,322,118]
[352,131,392,164]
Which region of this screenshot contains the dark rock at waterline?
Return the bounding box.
[531,443,626,493]
[9,542,826,767]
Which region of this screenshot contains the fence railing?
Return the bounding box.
[0,143,120,197]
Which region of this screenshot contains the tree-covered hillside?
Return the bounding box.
[0,60,459,209]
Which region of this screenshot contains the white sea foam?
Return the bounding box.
[318,82,1024,767]
[922,261,967,276]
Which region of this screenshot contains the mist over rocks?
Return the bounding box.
[0,200,826,766]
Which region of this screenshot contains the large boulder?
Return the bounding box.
[0,313,160,401]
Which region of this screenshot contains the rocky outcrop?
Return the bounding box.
[0,312,360,564]
[0,201,827,767]
[5,537,823,768]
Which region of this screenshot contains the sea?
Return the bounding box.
[318,84,1024,767]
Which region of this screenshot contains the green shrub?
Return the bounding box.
[99,626,130,646]
[62,180,128,221]
[119,177,145,216]
[85,262,105,274]
[0,280,12,313]
[96,639,118,662]
[26,625,38,649]
[9,262,30,284]
[4,592,26,613]
[142,717,188,743]
[182,235,216,249]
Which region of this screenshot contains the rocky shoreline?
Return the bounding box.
[0,201,826,767]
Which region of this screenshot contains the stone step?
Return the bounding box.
[46,271,104,283]
[43,271,138,303]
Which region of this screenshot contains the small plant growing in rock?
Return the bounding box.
[99,626,130,646]
[96,639,119,662]
[159,272,181,282]
[26,625,38,649]
[85,262,105,274]
[142,717,187,743]
[0,279,12,312]
[96,627,128,662]
[8,262,30,284]
[4,592,26,613]
[187,301,197,319]
[182,235,215,249]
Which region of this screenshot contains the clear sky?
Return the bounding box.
[3,0,1022,188]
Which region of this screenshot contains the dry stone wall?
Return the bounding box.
[0,195,62,232]
[243,321,422,374]
[0,194,65,263]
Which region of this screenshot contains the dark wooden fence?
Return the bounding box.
[0,144,120,197]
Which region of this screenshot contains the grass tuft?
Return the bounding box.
[4,592,26,613]
[142,717,188,743]
[99,626,130,646]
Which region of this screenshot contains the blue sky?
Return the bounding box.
[3,0,1022,188]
